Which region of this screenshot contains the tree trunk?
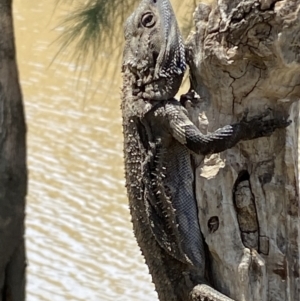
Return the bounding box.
[186,0,299,300]
[0,0,27,300]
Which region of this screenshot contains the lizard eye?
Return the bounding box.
[141,12,155,28]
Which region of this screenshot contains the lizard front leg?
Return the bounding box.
[163,99,290,301]
[166,100,290,155]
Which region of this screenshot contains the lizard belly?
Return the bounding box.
[164,141,205,274]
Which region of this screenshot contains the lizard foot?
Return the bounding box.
[180,89,201,106]
[190,284,235,301]
[239,108,291,140]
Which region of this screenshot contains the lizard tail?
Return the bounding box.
[190,284,236,301]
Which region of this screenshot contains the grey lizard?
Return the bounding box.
[121,0,290,300]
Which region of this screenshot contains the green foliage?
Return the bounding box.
[55,0,139,70]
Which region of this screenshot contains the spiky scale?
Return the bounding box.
[122,1,290,300]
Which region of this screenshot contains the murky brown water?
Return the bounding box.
[13,0,194,299]
[14,1,157,300]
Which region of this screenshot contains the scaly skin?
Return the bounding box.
[121,1,290,300]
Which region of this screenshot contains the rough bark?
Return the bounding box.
[0,0,27,300]
[186,0,299,300]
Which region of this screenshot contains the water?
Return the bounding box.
[14,1,157,300]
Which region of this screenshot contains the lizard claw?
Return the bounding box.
[260,117,291,136]
[239,109,290,140]
[256,107,272,120]
[241,108,271,123]
[241,108,249,122]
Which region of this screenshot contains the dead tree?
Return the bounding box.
[186,0,299,300]
[0,0,27,300]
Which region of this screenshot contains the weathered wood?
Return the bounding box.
[187,0,299,300]
[0,0,27,300]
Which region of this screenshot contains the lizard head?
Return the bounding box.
[123,0,186,101]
